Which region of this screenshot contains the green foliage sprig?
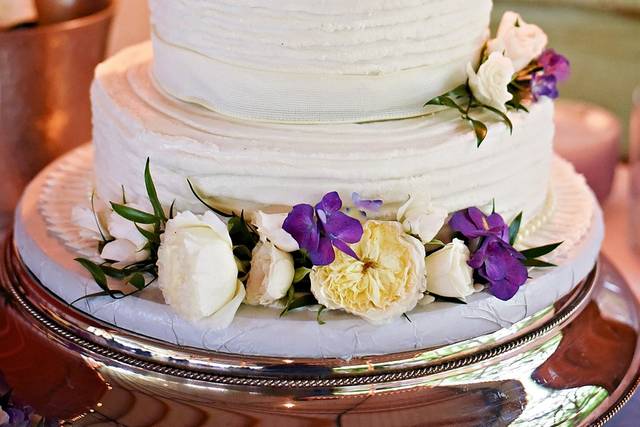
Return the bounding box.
[74,159,170,304]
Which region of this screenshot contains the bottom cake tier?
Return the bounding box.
[12,145,601,358]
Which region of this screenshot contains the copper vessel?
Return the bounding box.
[0,0,113,224]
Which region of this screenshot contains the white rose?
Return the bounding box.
[467,52,515,113]
[252,211,299,252]
[245,242,295,306]
[158,211,244,328]
[487,11,548,71]
[397,196,448,244]
[425,239,475,299]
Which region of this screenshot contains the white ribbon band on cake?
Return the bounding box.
[151,31,484,124]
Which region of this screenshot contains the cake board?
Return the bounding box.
[1,228,639,426]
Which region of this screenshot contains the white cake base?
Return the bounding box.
[14,146,602,359]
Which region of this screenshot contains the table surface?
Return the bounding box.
[0,164,638,425]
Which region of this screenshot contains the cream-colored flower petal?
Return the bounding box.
[311,221,426,324]
[253,211,299,252]
[158,212,238,322]
[245,242,294,306]
[201,280,246,331]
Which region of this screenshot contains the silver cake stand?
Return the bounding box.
[1,231,639,427]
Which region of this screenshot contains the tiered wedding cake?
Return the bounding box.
[14,0,602,358]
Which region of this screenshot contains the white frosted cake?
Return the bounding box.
[14,0,602,358]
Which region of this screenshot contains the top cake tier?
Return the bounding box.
[149,0,492,123]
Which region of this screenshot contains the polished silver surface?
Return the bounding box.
[1,232,639,426]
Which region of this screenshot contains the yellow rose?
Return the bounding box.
[310,221,426,324]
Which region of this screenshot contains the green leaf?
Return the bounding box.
[75,258,108,292]
[433,294,468,305]
[110,202,158,224]
[425,95,465,114]
[70,290,126,305]
[482,104,514,135]
[427,239,446,247]
[509,212,523,245]
[90,191,108,242]
[128,273,146,290]
[520,242,563,260]
[445,83,469,99]
[100,264,129,280]
[187,179,233,218]
[135,224,160,244]
[293,267,311,284]
[470,119,488,147]
[523,258,557,268]
[169,200,176,219]
[316,305,327,325]
[233,245,253,260]
[144,158,167,222]
[228,215,259,250]
[280,294,318,317]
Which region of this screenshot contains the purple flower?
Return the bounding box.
[283,192,363,266]
[538,49,570,82]
[4,405,33,427]
[531,74,559,101]
[469,237,528,300]
[351,192,383,216]
[449,207,509,242]
[450,207,528,300]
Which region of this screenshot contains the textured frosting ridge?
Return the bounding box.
[92,43,554,224]
[148,0,493,122]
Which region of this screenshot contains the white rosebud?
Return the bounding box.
[487,11,548,71]
[107,202,154,251]
[467,52,515,113]
[252,211,299,252]
[158,211,244,328]
[100,239,150,268]
[245,242,295,306]
[397,196,448,244]
[425,239,475,299]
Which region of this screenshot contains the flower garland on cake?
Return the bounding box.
[427,11,570,146]
[73,10,568,329]
[74,160,561,328]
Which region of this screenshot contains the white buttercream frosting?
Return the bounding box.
[92,43,554,225]
[148,0,493,122]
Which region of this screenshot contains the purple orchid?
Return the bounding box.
[351,192,383,216]
[531,73,559,101]
[538,49,571,82]
[450,207,528,300]
[469,237,528,300]
[283,192,363,266]
[449,207,509,242]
